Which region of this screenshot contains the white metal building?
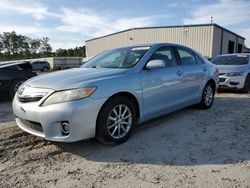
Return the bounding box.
[86,23,245,58]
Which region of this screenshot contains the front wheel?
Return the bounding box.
[199,83,215,109]
[9,79,25,99]
[96,96,137,144]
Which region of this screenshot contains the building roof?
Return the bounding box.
[85,23,245,42]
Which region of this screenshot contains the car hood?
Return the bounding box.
[216,65,247,73]
[25,68,127,90]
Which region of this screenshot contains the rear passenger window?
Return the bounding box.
[177,48,197,65]
[149,46,177,67]
[195,55,204,64]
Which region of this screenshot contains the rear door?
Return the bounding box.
[141,46,184,116]
[175,47,207,103]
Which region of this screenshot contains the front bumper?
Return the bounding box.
[12,94,106,142]
[218,75,246,90]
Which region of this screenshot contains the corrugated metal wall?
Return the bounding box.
[212,27,245,57]
[86,26,214,58]
[212,26,222,57]
[86,25,245,58]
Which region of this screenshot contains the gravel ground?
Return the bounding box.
[0,93,250,188]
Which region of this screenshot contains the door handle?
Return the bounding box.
[202,67,207,72]
[176,71,183,76]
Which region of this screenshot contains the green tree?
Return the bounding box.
[40,37,52,53]
[29,39,41,56]
[67,48,74,56]
[55,48,67,56]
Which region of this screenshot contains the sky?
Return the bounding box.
[0,0,249,51]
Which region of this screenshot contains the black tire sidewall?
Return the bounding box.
[9,79,25,99]
[96,96,137,144]
[43,67,48,72]
[242,75,250,93]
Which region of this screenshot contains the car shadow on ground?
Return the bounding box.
[54,94,250,166]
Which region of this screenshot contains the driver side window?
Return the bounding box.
[97,52,124,67]
[149,46,177,67]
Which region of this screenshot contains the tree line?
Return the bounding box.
[0,31,86,61]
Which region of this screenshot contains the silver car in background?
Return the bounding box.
[12,43,218,144]
[211,54,250,92]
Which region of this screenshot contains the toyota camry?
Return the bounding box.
[12,43,218,144]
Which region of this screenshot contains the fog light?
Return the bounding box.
[61,122,70,135]
[229,81,239,85]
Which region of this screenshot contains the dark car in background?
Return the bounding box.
[31,61,50,72]
[0,62,37,99]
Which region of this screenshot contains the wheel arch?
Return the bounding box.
[95,91,141,135]
[206,79,216,94]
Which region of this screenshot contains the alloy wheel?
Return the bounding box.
[204,85,213,106]
[107,104,132,139]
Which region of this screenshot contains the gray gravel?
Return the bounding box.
[0,93,250,188]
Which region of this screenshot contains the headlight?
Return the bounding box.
[226,72,244,77]
[42,87,96,106]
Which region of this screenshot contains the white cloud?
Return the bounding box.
[0,25,49,34]
[236,27,250,47]
[166,2,178,8]
[57,8,169,38]
[0,0,60,21]
[0,1,171,49]
[0,0,50,21]
[183,0,250,26]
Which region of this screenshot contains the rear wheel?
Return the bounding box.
[42,67,49,72]
[96,96,137,144]
[199,82,215,109]
[242,75,250,93]
[9,79,25,99]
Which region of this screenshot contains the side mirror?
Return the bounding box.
[145,59,165,70]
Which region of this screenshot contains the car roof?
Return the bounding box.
[0,61,31,68]
[113,43,192,50]
[31,60,48,63]
[216,53,250,57]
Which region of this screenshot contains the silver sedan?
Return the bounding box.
[12,43,218,144]
[211,53,250,92]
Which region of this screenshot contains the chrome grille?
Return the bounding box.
[17,85,52,103]
[18,95,44,103]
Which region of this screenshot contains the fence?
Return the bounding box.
[0,56,85,70]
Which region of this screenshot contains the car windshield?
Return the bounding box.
[211,55,249,65]
[82,46,150,68]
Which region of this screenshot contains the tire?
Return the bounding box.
[9,79,25,99]
[242,75,250,93]
[42,67,49,72]
[96,96,137,144]
[199,82,215,109]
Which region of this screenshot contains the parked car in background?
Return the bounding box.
[211,53,250,92]
[13,43,218,144]
[31,61,50,72]
[0,62,37,98]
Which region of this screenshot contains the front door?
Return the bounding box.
[141,46,184,117]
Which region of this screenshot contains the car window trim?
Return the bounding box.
[175,46,198,66]
[143,45,178,70]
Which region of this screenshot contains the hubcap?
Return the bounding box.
[107,104,132,139]
[204,85,213,106]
